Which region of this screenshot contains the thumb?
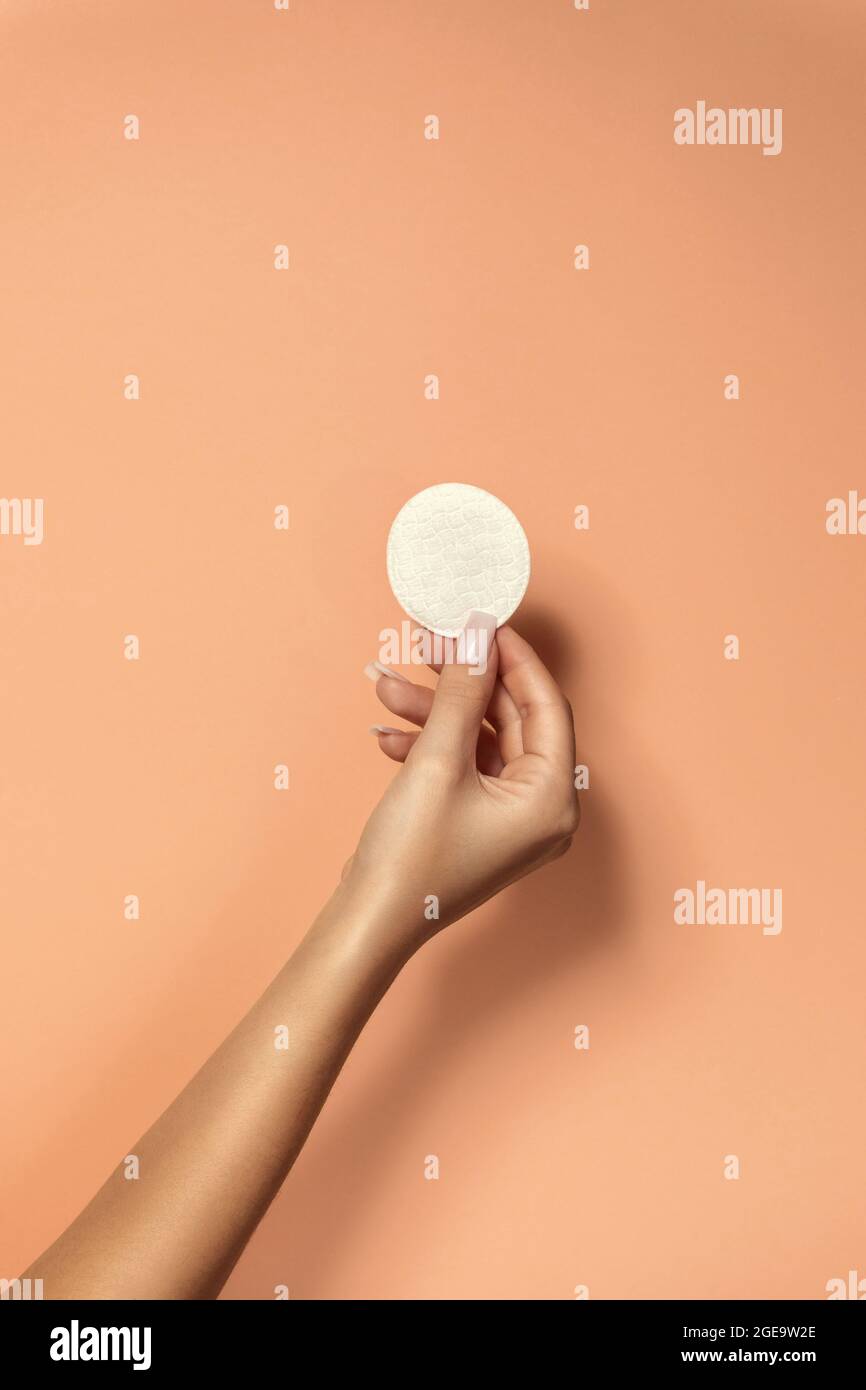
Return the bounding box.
[418,611,499,766]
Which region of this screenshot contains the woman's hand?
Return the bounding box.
[348,619,580,953]
[22,616,578,1300]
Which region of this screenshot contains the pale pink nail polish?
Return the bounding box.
[462,611,497,671]
[369,724,403,735]
[363,660,410,683]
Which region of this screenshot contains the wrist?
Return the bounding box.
[311,873,423,974]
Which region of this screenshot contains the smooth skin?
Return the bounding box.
[23,622,578,1299]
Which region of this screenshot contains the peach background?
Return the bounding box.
[1,0,865,1300]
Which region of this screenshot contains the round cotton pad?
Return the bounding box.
[386,483,531,637]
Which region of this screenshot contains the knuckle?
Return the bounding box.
[438,679,486,711]
[412,744,462,785]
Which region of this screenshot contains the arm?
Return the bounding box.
[24,622,578,1300]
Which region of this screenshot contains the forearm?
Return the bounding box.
[22,624,577,1300]
[24,882,411,1300]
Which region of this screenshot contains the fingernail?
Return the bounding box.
[462,611,497,669]
[363,660,410,683]
[369,724,403,735]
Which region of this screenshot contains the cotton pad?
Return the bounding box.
[386,483,531,637]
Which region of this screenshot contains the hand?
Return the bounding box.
[346,619,580,954]
[23,618,578,1301]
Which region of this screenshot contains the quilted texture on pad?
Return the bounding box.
[386,483,531,636]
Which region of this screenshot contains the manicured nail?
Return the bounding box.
[462,611,497,670]
[363,660,410,683]
[369,724,403,735]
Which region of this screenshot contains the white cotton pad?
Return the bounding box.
[386,483,531,637]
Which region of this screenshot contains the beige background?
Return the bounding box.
[1,0,864,1300]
